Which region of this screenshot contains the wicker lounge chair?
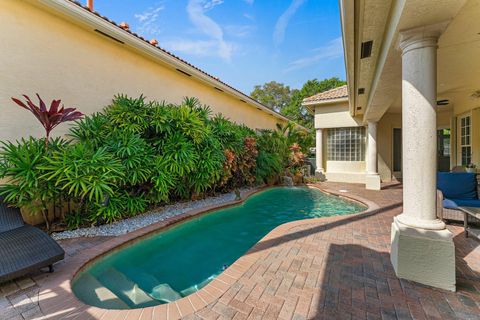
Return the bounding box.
[437,172,480,224]
[0,199,65,283]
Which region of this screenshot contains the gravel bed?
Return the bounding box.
[52,186,260,240]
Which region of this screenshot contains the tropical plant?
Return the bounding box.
[255,151,283,183]
[288,143,306,172]
[1,93,309,230]
[0,137,68,230]
[42,143,124,203]
[11,94,83,147]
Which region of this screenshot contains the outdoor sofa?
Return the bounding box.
[437,172,480,223]
[0,199,65,283]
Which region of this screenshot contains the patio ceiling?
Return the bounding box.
[342,0,480,121]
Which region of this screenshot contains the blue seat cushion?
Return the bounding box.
[437,172,477,200]
[442,198,459,209]
[447,198,480,208]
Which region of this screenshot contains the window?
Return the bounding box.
[459,115,471,166]
[327,127,366,161]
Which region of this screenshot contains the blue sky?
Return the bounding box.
[93,0,345,94]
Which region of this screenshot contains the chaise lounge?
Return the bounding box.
[0,199,65,283]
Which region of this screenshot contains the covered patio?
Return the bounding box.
[304,0,480,291]
[1,182,480,319]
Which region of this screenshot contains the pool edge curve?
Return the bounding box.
[38,184,377,320]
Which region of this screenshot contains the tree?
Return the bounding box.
[250,77,346,130]
[282,77,346,129]
[250,81,291,112]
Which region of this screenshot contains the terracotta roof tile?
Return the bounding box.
[303,85,348,103]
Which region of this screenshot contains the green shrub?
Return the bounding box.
[0,94,311,229]
[0,137,68,230]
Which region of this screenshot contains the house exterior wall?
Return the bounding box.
[376,111,453,182]
[0,0,285,144]
[314,102,363,128]
[377,113,402,182]
[314,103,456,184]
[314,102,366,183]
[451,105,480,167]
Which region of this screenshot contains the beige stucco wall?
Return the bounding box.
[377,113,402,182]
[0,0,284,144]
[325,161,366,184]
[314,102,455,183]
[314,102,366,183]
[314,101,363,129]
[376,110,453,182]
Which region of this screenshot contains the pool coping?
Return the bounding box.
[37,184,379,320]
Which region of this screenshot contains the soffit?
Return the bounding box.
[363,0,468,120]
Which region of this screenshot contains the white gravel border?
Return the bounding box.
[52,186,260,240]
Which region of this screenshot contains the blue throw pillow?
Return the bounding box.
[437,172,477,200]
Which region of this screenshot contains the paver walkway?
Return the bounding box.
[1,182,480,319]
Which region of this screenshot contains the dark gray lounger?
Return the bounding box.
[0,200,65,283]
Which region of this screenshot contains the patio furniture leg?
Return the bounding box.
[464,211,469,238]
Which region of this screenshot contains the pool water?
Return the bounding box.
[72,187,365,309]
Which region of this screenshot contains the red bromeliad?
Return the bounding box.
[11,94,84,147]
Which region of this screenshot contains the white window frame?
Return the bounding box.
[457,112,472,166]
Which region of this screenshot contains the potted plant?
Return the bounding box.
[466,163,477,173]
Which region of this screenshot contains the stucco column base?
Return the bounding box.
[365,174,381,190]
[390,217,455,291]
[315,170,326,181]
[395,213,446,230]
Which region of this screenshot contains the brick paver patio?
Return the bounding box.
[1,182,480,319]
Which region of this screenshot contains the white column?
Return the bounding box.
[315,128,324,173]
[390,22,455,292]
[365,121,381,190]
[366,121,378,174]
[396,25,445,230]
[315,128,326,181]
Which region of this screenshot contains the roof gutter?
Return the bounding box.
[338,0,356,116]
[34,0,308,131]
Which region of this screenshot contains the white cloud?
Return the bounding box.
[202,0,224,10]
[182,0,233,61]
[224,25,256,38]
[284,37,343,72]
[243,13,255,21]
[162,39,220,56]
[134,5,165,36]
[273,0,306,46]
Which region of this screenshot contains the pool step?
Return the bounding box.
[73,273,130,310]
[98,268,158,308]
[128,272,182,303]
[150,283,182,303]
[180,274,216,296]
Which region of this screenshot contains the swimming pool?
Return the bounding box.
[72,187,365,309]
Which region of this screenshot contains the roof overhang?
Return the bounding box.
[338,0,470,122]
[303,97,350,114]
[30,0,309,131]
[338,0,355,116]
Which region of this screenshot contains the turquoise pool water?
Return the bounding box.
[72,187,365,309]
